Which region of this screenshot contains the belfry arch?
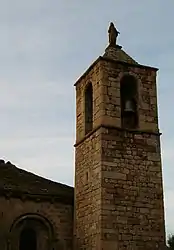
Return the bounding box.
[120,74,138,129]
[84,82,93,134]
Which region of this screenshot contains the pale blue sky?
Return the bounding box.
[0,0,173,236]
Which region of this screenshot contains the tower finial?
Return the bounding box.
[108,22,120,47]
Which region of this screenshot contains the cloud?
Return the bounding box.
[0,136,74,186]
[0,0,173,235]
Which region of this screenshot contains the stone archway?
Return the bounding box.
[8,213,56,250]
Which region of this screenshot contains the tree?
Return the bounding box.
[168,234,174,249]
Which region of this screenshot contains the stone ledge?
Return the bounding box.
[74,55,158,87]
[101,56,159,71]
[74,124,161,147]
[0,188,74,205]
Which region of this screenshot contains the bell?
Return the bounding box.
[124,99,135,112]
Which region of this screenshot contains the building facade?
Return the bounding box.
[0,23,166,250]
[0,160,73,250]
[74,23,166,250]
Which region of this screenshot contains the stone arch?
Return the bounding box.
[119,73,139,129]
[117,71,141,99]
[84,82,93,134]
[8,213,57,250]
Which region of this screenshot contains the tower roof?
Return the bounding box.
[103,44,138,65]
[74,22,158,87]
[104,22,138,64]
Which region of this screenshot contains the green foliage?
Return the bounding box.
[168,234,174,249]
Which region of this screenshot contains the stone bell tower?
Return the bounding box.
[74,22,166,250]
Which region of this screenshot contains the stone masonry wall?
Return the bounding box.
[74,129,102,250]
[0,196,73,250]
[100,59,159,132]
[74,55,165,250]
[75,59,105,249]
[75,60,103,143]
[101,128,165,250]
[98,58,165,249]
[75,126,165,250]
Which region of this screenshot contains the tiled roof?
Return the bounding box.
[0,160,74,203]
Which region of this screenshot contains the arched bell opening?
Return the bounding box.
[84,82,93,134]
[120,75,138,129]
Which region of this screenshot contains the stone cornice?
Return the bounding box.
[74,55,158,87]
[101,56,159,71]
[74,124,161,147]
[0,188,74,205]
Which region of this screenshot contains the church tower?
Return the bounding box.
[74,23,166,250]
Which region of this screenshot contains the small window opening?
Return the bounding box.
[19,228,37,250]
[85,83,93,134]
[86,172,89,181]
[120,75,138,129]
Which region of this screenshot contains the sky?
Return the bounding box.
[0,0,173,236]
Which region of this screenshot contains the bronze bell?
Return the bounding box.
[124,99,135,112]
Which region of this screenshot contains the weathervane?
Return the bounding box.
[108,22,120,47]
